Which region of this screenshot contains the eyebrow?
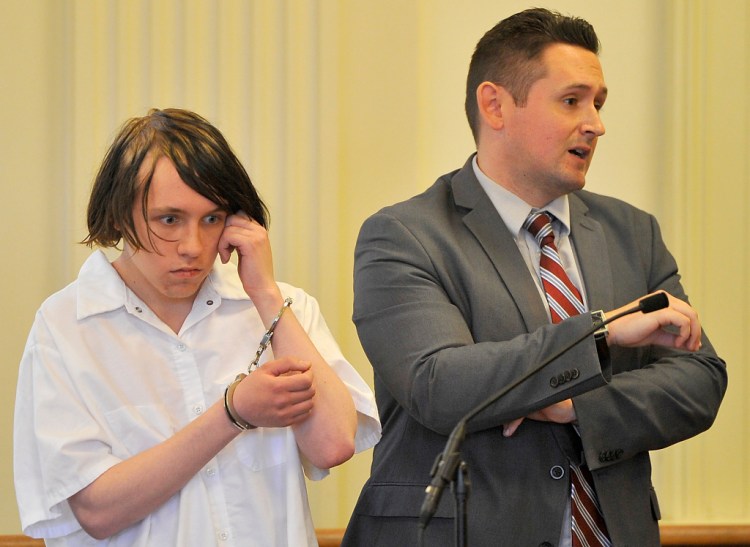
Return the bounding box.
[149,206,227,215]
[564,83,609,97]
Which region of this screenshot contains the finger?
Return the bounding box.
[665,295,703,351]
[271,394,315,420]
[685,310,702,351]
[263,358,312,377]
[225,210,254,229]
[659,307,694,349]
[503,417,524,437]
[282,386,316,406]
[217,215,241,263]
[286,403,314,423]
[673,319,692,349]
[272,369,315,394]
[217,237,234,264]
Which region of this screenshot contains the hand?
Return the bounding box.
[218,211,279,301]
[231,357,316,428]
[607,291,702,352]
[502,399,576,437]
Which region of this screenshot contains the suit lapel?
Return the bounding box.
[568,193,615,312]
[452,159,550,332]
[451,160,615,328]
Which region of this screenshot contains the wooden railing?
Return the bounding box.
[660,525,750,546]
[2,525,750,546]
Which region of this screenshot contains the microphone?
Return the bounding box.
[418,292,669,529]
[639,292,668,313]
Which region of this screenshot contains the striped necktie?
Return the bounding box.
[524,211,611,547]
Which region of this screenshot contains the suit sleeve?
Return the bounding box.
[353,211,608,436]
[574,212,727,471]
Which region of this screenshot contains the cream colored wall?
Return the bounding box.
[1,0,747,535]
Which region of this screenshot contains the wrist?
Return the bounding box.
[247,289,285,323]
[591,310,610,364]
[223,374,256,431]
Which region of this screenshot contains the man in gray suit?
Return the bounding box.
[342,8,727,547]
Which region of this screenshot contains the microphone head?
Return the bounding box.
[639,292,669,313]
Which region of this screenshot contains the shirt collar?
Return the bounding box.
[471,156,572,238]
[76,250,250,320]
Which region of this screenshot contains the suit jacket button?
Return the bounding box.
[550,376,559,388]
[549,465,565,480]
[571,368,580,379]
[564,370,572,381]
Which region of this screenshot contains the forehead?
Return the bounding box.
[537,43,607,95]
[139,156,222,211]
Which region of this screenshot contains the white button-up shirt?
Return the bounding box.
[15,251,381,546]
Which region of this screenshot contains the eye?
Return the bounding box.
[563,97,578,106]
[160,215,178,225]
[205,213,225,225]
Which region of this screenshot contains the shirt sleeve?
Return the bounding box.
[282,285,381,481]
[14,312,120,538]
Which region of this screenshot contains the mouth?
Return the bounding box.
[171,268,203,279]
[568,147,590,160]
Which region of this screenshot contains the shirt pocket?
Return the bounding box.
[233,427,290,471]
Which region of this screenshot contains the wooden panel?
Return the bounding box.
[316,528,344,547]
[661,524,750,546]
[0,537,43,547]
[3,526,750,546]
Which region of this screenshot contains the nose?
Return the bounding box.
[177,223,203,257]
[582,109,606,138]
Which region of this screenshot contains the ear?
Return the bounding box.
[476,81,511,131]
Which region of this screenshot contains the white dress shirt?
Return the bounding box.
[15,250,381,546]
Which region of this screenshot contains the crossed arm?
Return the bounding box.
[501,290,704,436]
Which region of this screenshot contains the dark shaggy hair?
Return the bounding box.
[82,108,269,249]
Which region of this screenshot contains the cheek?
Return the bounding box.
[204,228,224,250]
[135,253,168,275]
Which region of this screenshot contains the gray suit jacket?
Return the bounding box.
[342,157,726,547]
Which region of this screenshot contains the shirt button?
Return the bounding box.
[177,343,187,352]
[206,467,216,477]
[193,405,204,415]
[218,530,229,541]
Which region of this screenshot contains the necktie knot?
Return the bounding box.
[524,210,585,322]
[524,211,555,246]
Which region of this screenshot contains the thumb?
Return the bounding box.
[503,417,524,437]
[218,245,232,264]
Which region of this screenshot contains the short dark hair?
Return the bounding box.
[82,108,269,249]
[465,8,600,142]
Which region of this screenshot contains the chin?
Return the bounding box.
[164,284,202,301]
[566,174,587,192]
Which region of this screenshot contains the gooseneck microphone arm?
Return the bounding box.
[418,292,669,532]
